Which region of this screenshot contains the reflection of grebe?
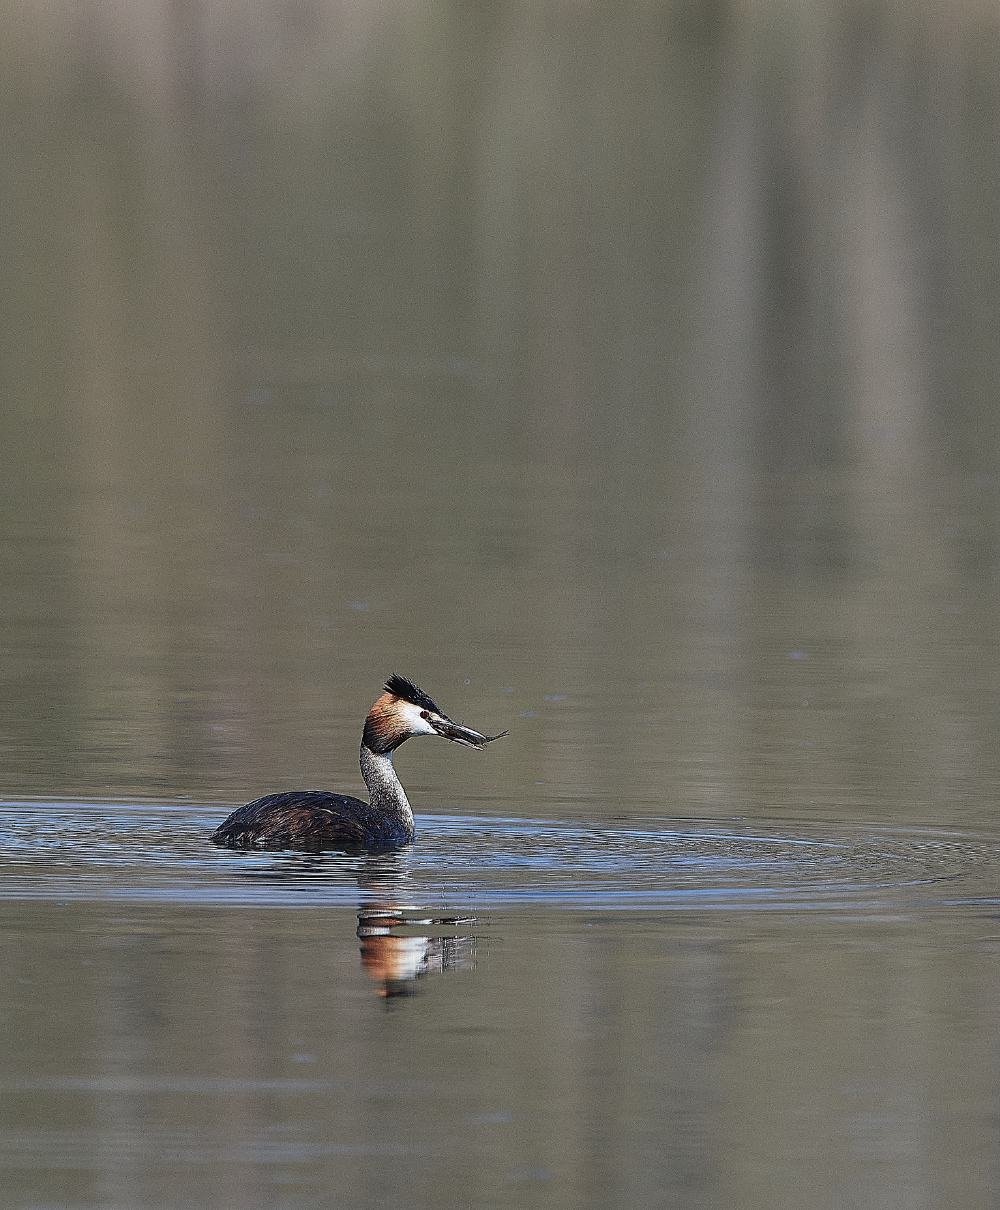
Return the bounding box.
[357,908,477,998]
[211,675,506,850]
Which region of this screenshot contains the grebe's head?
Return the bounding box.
[362,674,508,755]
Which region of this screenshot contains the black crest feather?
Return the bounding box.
[384,674,441,715]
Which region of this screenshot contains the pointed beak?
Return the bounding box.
[430,716,509,749]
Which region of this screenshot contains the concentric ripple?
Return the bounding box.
[0,799,997,911]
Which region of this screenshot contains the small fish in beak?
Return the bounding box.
[429,715,509,749]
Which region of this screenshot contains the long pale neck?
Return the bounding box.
[359,743,414,833]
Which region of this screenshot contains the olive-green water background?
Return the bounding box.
[5,2,1000,1207]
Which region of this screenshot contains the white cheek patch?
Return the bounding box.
[395,700,438,736]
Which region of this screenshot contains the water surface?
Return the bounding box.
[5,0,1000,1205]
[4,805,1000,1210]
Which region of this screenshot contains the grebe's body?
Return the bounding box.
[210,675,505,851]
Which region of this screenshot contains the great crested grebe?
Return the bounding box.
[210,674,506,850]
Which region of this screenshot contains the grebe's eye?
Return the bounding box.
[420,711,430,719]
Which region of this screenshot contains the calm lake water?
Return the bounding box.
[5,1,1000,1206]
